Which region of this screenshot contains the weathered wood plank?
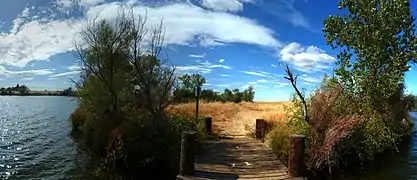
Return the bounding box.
[184,136,297,180]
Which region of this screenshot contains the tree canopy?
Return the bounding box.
[323,0,417,110]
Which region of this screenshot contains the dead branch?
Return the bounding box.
[282,64,310,124]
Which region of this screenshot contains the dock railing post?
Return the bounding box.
[288,134,306,177]
[256,119,266,142]
[179,131,197,176]
[204,116,212,135]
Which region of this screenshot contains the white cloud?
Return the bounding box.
[254,0,311,30]
[68,64,82,71]
[212,84,230,87]
[241,70,270,77]
[271,64,277,68]
[22,77,34,81]
[56,0,104,10]
[189,53,206,58]
[0,66,54,78]
[300,76,320,83]
[0,18,82,67]
[279,42,335,72]
[86,2,281,47]
[49,70,81,78]
[219,58,225,63]
[1,1,281,68]
[176,60,232,74]
[201,0,243,12]
[257,79,268,83]
[48,77,58,80]
[79,0,105,7]
[220,74,230,77]
[275,81,291,88]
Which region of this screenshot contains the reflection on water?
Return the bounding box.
[0,96,92,179]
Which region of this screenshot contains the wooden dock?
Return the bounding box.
[177,136,299,180]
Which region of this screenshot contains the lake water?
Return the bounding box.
[0,96,416,179]
[0,96,92,180]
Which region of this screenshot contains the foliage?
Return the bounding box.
[268,94,308,163]
[172,73,255,103]
[272,71,415,174]
[404,94,417,111]
[269,0,417,173]
[0,84,30,95]
[69,9,205,179]
[323,0,417,123]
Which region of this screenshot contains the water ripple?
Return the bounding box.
[0,96,92,179]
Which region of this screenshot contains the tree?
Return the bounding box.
[222,88,233,102]
[242,86,255,102]
[231,88,242,103]
[173,73,206,103]
[76,16,131,112]
[323,0,417,116]
[178,73,206,90]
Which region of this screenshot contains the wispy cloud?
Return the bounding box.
[0,65,54,78]
[200,0,255,12]
[189,53,206,58]
[68,64,81,71]
[22,77,34,81]
[300,75,321,83]
[49,70,80,78]
[241,70,270,77]
[219,58,225,63]
[176,60,233,74]
[254,0,311,30]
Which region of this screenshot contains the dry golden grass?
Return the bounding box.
[169,101,292,135]
[240,101,292,123]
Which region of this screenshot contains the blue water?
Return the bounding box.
[0,96,92,179]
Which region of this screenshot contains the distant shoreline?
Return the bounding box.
[0,94,77,97]
[0,91,77,97]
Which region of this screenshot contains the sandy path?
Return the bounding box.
[215,105,263,137]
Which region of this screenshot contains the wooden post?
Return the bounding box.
[288,134,306,177]
[204,116,212,135]
[256,119,266,141]
[179,131,197,176]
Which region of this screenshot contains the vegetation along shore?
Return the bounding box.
[0,84,76,96]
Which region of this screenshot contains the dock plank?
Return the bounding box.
[180,137,298,180]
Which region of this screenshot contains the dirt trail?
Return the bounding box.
[214,105,263,137]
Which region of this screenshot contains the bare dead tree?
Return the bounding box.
[281,64,310,124]
[122,9,177,124]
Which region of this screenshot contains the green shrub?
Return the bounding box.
[93,112,205,179]
[269,75,413,173]
[69,107,89,131]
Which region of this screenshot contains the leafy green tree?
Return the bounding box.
[232,88,242,103]
[242,86,255,102]
[323,0,417,115]
[178,73,206,90]
[222,88,233,102]
[174,73,206,103]
[76,18,131,112]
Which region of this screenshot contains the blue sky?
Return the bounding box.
[0,0,416,101]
